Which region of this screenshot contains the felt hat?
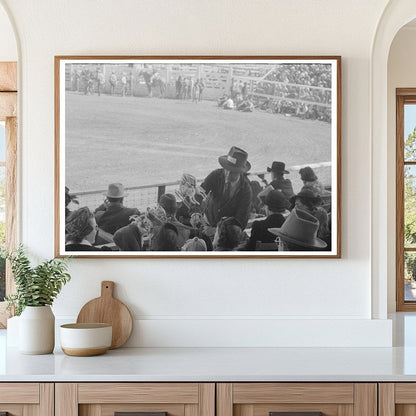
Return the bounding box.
[105,183,128,198]
[159,193,177,214]
[299,166,318,181]
[265,190,290,211]
[181,237,207,251]
[268,208,327,249]
[267,161,289,174]
[290,187,322,206]
[218,146,251,173]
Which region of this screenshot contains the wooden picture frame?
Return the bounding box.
[55,56,341,258]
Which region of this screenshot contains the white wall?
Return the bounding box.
[0,0,394,347]
[387,26,416,312]
[0,3,16,61]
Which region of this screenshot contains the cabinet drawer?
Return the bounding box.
[0,383,53,416]
[56,383,215,416]
[218,383,376,416]
[78,383,200,404]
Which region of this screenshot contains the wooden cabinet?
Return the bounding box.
[379,383,416,416]
[0,381,410,416]
[55,383,215,416]
[0,383,53,416]
[217,383,377,416]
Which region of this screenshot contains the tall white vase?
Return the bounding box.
[19,306,55,354]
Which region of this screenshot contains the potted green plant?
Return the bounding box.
[4,246,71,354]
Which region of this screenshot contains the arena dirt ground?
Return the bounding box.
[65,92,333,195]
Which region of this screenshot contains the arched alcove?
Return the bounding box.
[371,0,416,318]
[387,21,416,313]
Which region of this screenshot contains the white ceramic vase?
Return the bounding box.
[19,305,55,354]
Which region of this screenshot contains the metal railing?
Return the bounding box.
[68,162,332,213]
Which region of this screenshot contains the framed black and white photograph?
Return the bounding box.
[55,56,341,258]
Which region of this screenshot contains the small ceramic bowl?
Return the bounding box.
[60,323,112,356]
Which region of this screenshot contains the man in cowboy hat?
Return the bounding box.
[245,189,289,250]
[257,161,294,205]
[268,208,327,252]
[94,183,140,235]
[201,146,252,234]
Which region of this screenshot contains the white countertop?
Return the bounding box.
[3,313,416,382]
[2,346,416,382]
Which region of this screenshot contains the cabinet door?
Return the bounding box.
[0,383,53,416]
[379,383,416,416]
[217,383,377,416]
[55,383,215,416]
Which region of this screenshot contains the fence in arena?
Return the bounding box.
[65,63,332,116]
[69,162,332,214]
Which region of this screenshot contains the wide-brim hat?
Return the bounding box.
[267,161,289,174]
[219,146,251,173]
[104,183,128,198]
[268,208,327,249]
[290,187,322,205]
[265,190,290,211]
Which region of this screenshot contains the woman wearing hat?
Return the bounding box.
[299,166,325,195]
[65,207,106,251]
[201,146,252,234]
[290,187,330,245]
[245,190,289,250]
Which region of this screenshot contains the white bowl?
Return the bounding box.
[60,323,112,356]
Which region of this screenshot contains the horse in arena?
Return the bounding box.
[139,70,166,98]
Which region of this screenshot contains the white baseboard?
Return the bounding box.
[52,317,393,348]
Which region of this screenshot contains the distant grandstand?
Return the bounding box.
[65,62,332,122]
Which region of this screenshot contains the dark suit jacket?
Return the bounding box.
[246,213,286,250]
[95,202,140,234]
[201,169,252,228]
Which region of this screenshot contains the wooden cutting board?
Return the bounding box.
[76,281,133,349]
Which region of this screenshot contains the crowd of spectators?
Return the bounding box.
[215,64,332,122]
[65,148,332,253]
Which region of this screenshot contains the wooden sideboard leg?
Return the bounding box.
[380,383,395,416]
[39,383,54,416]
[354,383,377,416]
[200,383,215,416]
[56,383,78,416]
[217,383,233,416]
